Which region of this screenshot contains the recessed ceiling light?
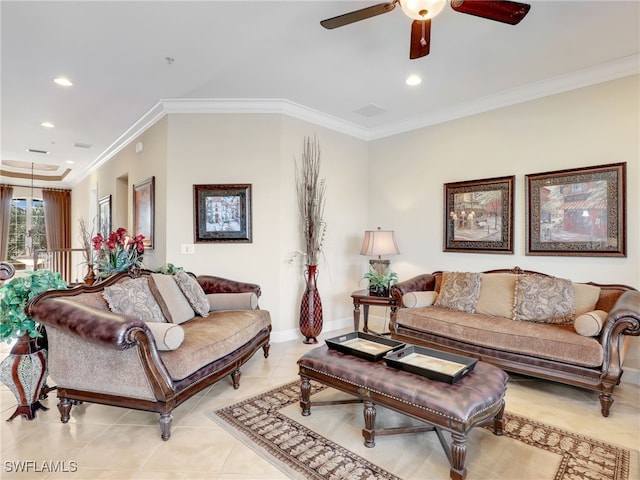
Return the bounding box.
[65,160,74,164]
[406,75,422,86]
[54,77,73,87]
[41,122,55,128]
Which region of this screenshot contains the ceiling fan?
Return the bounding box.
[320,0,531,59]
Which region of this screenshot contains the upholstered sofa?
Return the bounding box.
[26,269,271,440]
[389,267,640,417]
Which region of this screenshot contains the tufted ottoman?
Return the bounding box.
[298,345,508,480]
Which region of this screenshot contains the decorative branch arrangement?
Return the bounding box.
[295,136,327,266]
[78,217,94,265]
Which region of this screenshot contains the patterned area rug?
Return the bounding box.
[208,381,635,480]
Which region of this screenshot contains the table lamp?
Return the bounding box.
[360,227,400,275]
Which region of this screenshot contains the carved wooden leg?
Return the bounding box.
[599,392,613,417]
[493,401,505,436]
[231,369,241,389]
[58,398,72,423]
[362,400,376,448]
[300,375,311,416]
[158,413,173,441]
[262,343,270,358]
[449,433,467,480]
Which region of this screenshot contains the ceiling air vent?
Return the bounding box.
[74,142,93,149]
[353,104,387,117]
[26,148,49,154]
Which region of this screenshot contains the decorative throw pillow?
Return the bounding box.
[207,292,258,311]
[513,274,575,324]
[573,283,602,316]
[475,273,519,318]
[173,271,209,317]
[402,291,438,308]
[574,310,608,337]
[103,277,166,322]
[144,322,185,351]
[148,273,195,324]
[434,272,481,313]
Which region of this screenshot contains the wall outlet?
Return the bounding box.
[181,244,195,254]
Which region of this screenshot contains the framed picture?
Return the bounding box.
[444,175,514,253]
[133,176,155,249]
[194,184,252,243]
[98,194,111,237]
[526,163,626,257]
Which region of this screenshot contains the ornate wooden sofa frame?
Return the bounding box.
[390,267,640,417]
[27,269,272,440]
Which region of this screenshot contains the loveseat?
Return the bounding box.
[26,269,271,440]
[389,267,640,417]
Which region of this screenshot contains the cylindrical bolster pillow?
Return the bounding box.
[402,291,438,308]
[573,310,608,337]
[145,322,185,350]
[207,292,258,311]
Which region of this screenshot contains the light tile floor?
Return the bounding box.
[1,318,638,479]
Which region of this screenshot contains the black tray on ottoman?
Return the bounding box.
[385,345,477,384]
[325,332,405,361]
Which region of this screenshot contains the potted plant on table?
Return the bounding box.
[362,267,398,297]
[0,269,67,420]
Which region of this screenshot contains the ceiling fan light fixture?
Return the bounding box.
[400,0,446,20]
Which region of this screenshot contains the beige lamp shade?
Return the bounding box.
[360,227,400,258]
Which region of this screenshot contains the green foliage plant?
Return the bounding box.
[0,270,67,343]
[154,263,184,275]
[362,267,398,289]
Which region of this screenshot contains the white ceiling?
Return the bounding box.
[1,1,639,189]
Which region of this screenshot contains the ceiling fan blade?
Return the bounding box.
[410,20,431,59]
[450,0,531,25]
[320,1,397,29]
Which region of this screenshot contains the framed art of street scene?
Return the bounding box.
[133,176,155,249]
[194,184,252,243]
[98,194,111,238]
[444,175,514,254]
[525,162,626,257]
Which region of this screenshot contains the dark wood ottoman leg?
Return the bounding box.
[450,433,468,480]
[362,399,376,448]
[300,375,311,416]
[493,401,505,435]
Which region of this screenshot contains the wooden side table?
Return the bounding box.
[350,289,397,334]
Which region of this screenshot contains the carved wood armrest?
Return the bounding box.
[197,275,261,296]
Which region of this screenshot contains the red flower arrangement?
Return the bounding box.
[92,228,145,278]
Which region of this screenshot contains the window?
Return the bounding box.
[8,197,47,260]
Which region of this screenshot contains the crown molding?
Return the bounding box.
[76,54,638,185]
[161,98,371,140]
[79,102,167,182]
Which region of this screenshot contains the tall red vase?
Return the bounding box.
[299,264,323,344]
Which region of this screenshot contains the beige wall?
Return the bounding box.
[162,113,369,338]
[369,75,639,287]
